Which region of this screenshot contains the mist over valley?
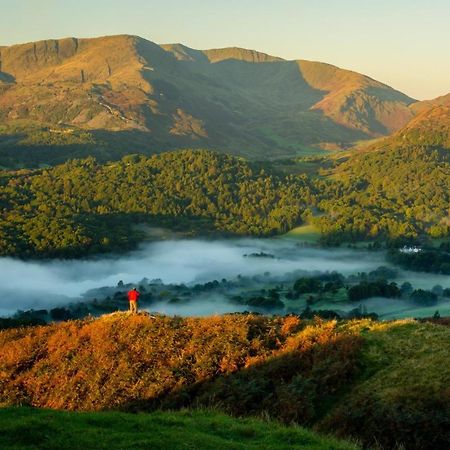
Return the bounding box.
[2,238,448,320]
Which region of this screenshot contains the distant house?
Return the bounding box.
[399,246,422,254]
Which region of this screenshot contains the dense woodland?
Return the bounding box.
[0,146,448,257]
[0,150,317,256]
[388,247,450,274]
[318,146,450,242]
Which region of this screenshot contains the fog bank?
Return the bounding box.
[0,239,387,315]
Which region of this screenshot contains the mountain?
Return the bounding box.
[352,92,450,152]
[397,93,450,149]
[0,35,417,164]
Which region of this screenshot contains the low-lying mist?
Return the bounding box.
[1,238,448,317]
[0,239,378,314]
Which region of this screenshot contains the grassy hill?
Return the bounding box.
[0,35,416,165]
[0,408,359,450]
[0,314,448,449]
[390,98,450,150]
[318,318,450,449]
[410,92,450,115]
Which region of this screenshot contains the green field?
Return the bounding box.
[281,224,321,243]
[0,408,359,450]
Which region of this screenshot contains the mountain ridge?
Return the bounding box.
[0,34,430,162]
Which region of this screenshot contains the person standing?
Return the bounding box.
[127,287,140,313]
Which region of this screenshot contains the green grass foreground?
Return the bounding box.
[0,408,359,450]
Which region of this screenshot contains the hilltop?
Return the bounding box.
[357,92,450,152]
[0,34,417,165]
[0,314,449,449]
[391,94,450,149]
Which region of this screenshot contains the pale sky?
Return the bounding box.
[0,0,449,100]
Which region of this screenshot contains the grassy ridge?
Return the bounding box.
[0,408,359,450]
[0,315,361,414]
[0,315,449,448]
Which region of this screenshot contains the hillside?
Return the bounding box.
[320,143,450,240]
[314,97,450,241]
[357,92,450,152]
[410,92,450,115]
[0,35,416,165]
[0,314,448,449]
[0,150,319,257]
[392,95,450,149]
[0,148,447,258]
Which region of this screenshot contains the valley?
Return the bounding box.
[0,18,449,450]
[1,238,449,327]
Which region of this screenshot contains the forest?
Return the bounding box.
[0,145,448,258]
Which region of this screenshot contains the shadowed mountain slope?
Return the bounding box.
[352,92,450,152]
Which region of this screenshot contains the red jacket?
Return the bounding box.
[128,289,140,302]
